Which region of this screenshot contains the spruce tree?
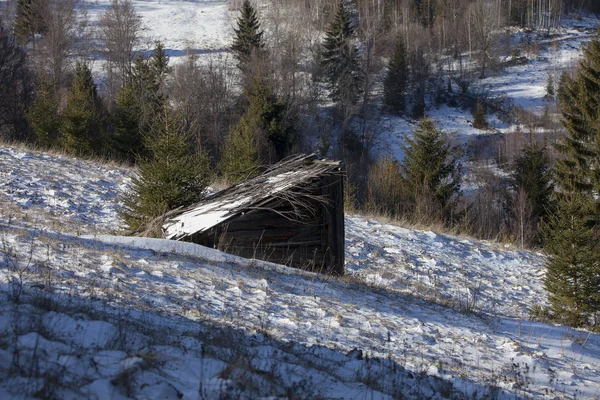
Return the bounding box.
[61,63,104,155]
[231,0,264,65]
[0,22,32,141]
[400,117,460,221]
[219,75,294,182]
[110,82,142,162]
[14,0,44,45]
[543,28,600,327]
[149,42,172,92]
[510,143,553,246]
[320,0,362,107]
[513,143,553,222]
[218,116,260,184]
[542,192,600,326]
[383,37,408,115]
[122,104,212,232]
[472,100,488,129]
[27,76,60,149]
[555,31,600,196]
[129,42,172,141]
[410,47,429,120]
[246,76,295,160]
[545,73,555,99]
[411,87,426,120]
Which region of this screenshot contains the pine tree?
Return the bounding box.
[129,42,172,139]
[543,28,600,327]
[27,76,60,149]
[383,37,408,115]
[545,73,555,99]
[510,143,553,246]
[513,144,553,222]
[400,118,461,221]
[410,48,429,120]
[122,104,212,232]
[218,114,260,184]
[472,100,488,129]
[555,30,600,196]
[219,75,294,181]
[231,0,264,65]
[542,192,600,326]
[320,0,363,107]
[149,42,172,92]
[411,87,426,120]
[110,82,142,162]
[61,63,104,155]
[247,76,295,160]
[14,0,44,45]
[0,23,33,141]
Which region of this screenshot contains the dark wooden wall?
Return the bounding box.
[187,173,345,275]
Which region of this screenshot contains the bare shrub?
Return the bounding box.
[100,0,142,102]
[35,0,79,89]
[365,156,404,218]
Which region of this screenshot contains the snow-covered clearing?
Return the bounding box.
[1,146,599,399]
[84,0,233,58]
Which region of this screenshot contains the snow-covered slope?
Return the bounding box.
[1,145,599,399]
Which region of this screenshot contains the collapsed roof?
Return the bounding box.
[163,154,343,241]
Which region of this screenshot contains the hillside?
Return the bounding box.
[1,146,599,399]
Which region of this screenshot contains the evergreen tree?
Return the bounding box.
[472,100,488,129]
[122,104,212,232]
[110,82,142,162]
[545,73,555,99]
[320,0,363,107]
[0,22,33,141]
[543,28,600,327]
[400,118,460,221]
[513,143,553,222]
[14,0,44,45]
[149,42,172,92]
[411,87,426,120]
[510,143,553,246]
[410,48,429,120]
[27,76,60,149]
[231,0,264,65]
[383,37,408,115]
[542,192,600,327]
[247,76,295,160]
[218,116,260,184]
[219,75,294,182]
[555,31,600,196]
[129,42,172,141]
[61,63,104,155]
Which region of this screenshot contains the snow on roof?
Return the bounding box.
[163,154,342,240]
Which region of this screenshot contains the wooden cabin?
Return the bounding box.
[163,154,345,275]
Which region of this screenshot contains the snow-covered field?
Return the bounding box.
[1,144,599,399]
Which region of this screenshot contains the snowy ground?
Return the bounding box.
[1,146,599,399]
[0,3,599,398]
[84,0,233,58]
